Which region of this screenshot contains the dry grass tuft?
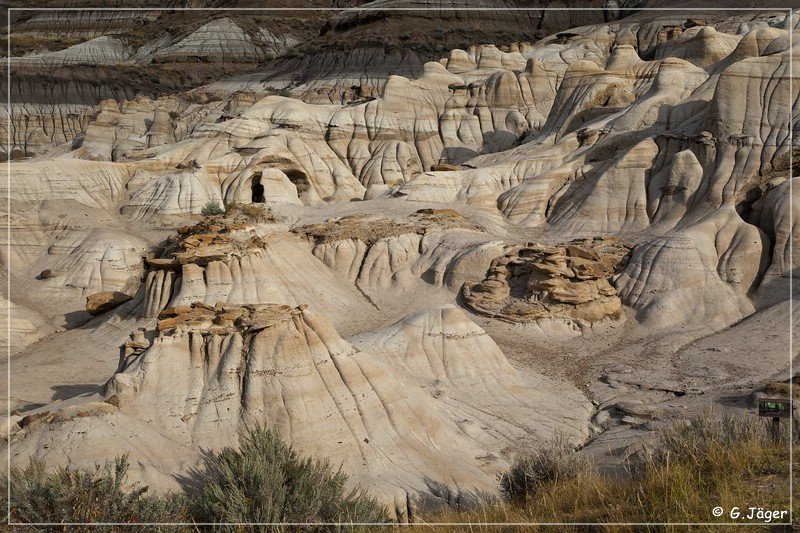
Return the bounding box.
[763,380,800,399]
[424,413,796,532]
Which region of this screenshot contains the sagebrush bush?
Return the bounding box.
[10,430,388,530]
[10,455,188,530]
[201,200,224,216]
[499,433,588,504]
[194,426,390,529]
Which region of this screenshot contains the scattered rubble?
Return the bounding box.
[462,236,631,324]
[294,210,482,246]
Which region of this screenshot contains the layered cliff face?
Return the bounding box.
[2,5,798,518]
[2,0,628,159]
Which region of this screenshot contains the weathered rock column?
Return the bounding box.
[142,269,176,318]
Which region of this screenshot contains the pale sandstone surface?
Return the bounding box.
[1,8,798,520]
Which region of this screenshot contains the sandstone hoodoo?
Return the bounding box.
[462,237,631,325]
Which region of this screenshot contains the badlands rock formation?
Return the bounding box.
[462,237,630,325]
[11,300,589,520]
[3,0,621,160]
[2,4,798,522]
[152,18,298,64]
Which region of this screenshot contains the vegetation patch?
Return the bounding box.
[193,426,389,526]
[428,413,796,531]
[11,456,188,530]
[10,429,388,531]
[200,200,224,216]
[9,414,796,530]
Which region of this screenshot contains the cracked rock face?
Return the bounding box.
[462,237,631,325]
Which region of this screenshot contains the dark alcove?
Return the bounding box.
[251,173,265,203]
[284,169,310,195]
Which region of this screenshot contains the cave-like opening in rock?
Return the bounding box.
[284,169,310,195]
[251,173,265,203]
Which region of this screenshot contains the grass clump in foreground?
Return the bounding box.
[193,426,389,527]
[427,413,796,532]
[499,432,589,505]
[10,427,389,532]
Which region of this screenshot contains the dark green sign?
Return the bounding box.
[758,398,791,418]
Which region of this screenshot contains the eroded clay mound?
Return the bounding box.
[462,236,631,325]
[10,301,590,521]
[294,210,502,303]
[3,10,797,518]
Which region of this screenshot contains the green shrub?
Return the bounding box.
[499,433,588,504]
[201,200,224,216]
[10,455,188,530]
[194,426,389,529]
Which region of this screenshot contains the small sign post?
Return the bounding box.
[758,398,791,443]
